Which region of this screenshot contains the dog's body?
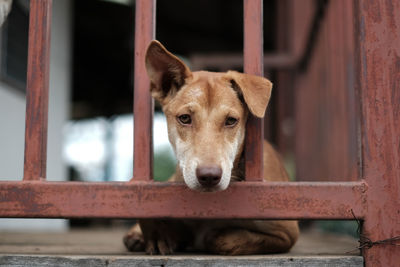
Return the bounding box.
[124,41,299,255]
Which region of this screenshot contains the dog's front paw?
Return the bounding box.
[143,233,178,255]
[123,224,145,252]
[140,219,180,255]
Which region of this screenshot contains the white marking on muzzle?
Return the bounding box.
[173,126,244,192]
[174,138,202,190]
[216,135,240,191]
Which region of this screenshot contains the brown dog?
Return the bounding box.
[124,40,299,255]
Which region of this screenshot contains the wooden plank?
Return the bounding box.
[0,181,366,219]
[133,0,156,181]
[243,0,264,181]
[355,0,400,266]
[23,0,52,181]
[0,255,363,267]
[0,229,360,256]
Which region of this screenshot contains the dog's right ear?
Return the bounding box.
[145,40,192,102]
[227,71,272,118]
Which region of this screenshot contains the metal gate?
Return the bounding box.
[0,1,399,266]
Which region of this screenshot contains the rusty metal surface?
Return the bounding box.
[295,0,359,181]
[0,181,366,219]
[23,0,52,181]
[132,0,156,181]
[243,0,264,181]
[355,0,400,266]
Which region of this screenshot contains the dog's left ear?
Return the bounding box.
[227,71,272,118]
[145,40,192,102]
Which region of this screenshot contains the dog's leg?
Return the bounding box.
[203,221,299,255]
[204,228,292,255]
[138,219,193,255]
[123,223,145,252]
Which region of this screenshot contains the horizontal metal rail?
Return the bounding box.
[0,181,366,219]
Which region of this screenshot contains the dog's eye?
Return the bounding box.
[178,114,192,125]
[225,117,238,127]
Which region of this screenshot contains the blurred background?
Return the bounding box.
[0,0,358,237]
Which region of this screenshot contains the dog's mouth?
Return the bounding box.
[184,174,231,193]
[195,184,228,193]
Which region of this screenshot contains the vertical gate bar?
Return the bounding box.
[355,0,400,266]
[23,0,52,181]
[243,0,264,181]
[132,0,156,181]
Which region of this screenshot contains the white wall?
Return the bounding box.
[0,0,71,231]
[0,85,25,180]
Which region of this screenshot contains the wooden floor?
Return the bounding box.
[0,228,363,266]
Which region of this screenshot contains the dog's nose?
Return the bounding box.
[196,165,222,187]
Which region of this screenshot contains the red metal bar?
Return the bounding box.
[355,0,400,266]
[243,0,264,181]
[0,181,366,219]
[132,0,156,181]
[23,0,52,181]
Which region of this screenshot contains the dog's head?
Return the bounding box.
[146,41,272,192]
